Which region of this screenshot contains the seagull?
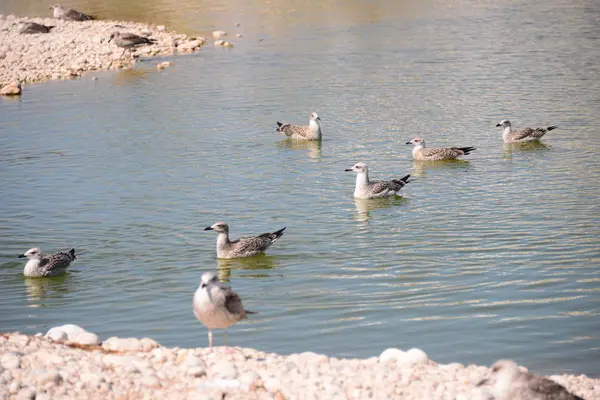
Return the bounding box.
[192,271,256,348]
[50,4,95,21]
[108,31,157,58]
[18,247,77,277]
[496,120,558,143]
[477,360,584,400]
[405,137,476,161]
[276,112,322,140]
[19,22,54,34]
[345,162,410,199]
[204,222,286,259]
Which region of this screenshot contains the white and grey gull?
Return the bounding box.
[496,120,558,143]
[204,222,286,259]
[477,359,585,400]
[345,162,410,199]
[50,4,95,21]
[18,247,77,277]
[276,112,322,140]
[108,31,157,58]
[193,271,256,348]
[406,137,476,161]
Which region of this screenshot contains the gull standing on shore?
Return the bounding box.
[496,120,558,143]
[276,112,322,140]
[108,31,157,58]
[19,22,54,34]
[477,360,584,400]
[50,4,95,21]
[204,222,286,259]
[18,247,77,277]
[405,137,476,161]
[345,162,411,199]
[193,271,256,348]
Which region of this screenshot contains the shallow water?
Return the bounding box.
[1,0,600,376]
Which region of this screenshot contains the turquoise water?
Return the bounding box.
[1,0,599,375]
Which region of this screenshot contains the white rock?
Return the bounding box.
[102,355,139,373]
[81,373,105,388]
[177,40,202,52]
[1,353,21,369]
[141,374,160,388]
[46,324,84,341]
[379,348,406,363]
[211,361,238,379]
[157,25,166,31]
[212,30,227,39]
[214,40,225,46]
[9,380,20,393]
[400,348,429,365]
[15,388,36,400]
[103,337,142,352]
[36,371,62,386]
[188,366,207,378]
[74,331,100,345]
[140,338,159,351]
[9,334,29,347]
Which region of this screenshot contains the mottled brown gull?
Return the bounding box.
[204,222,286,259]
[18,247,77,277]
[50,4,95,21]
[276,112,322,140]
[345,162,410,199]
[192,271,256,348]
[19,22,54,34]
[108,31,157,58]
[477,360,585,400]
[496,120,558,143]
[405,137,476,161]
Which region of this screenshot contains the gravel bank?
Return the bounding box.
[1,330,598,400]
[0,15,205,87]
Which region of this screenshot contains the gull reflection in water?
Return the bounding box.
[354,196,408,222]
[411,159,472,177]
[24,275,70,304]
[276,139,322,161]
[503,141,551,160]
[216,255,280,283]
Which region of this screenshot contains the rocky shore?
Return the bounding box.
[0,15,208,87]
[1,328,598,400]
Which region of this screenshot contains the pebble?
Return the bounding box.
[141,374,161,388]
[15,388,36,400]
[212,361,238,379]
[103,337,143,352]
[36,371,62,386]
[212,30,227,39]
[2,352,21,369]
[156,61,172,70]
[0,81,22,96]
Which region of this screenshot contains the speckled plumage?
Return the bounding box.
[18,247,77,277]
[346,162,410,199]
[19,22,54,34]
[205,222,286,259]
[108,31,156,48]
[51,4,95,21]
[497,120,558,143]
[406,137,475,161]
[276,112,322,140]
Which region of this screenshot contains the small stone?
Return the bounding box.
[212,361,238,379]
[177,40,202,52]
[46,324,85,341]
[157,25,166,31]
[214,40,225,46]
[156,61,172,70]
[35,394,51,400]
[0,82,22,96]
[236,23,241,27]
[188,366,207,378]
[37,371,62,386]
[9,334,30,347]
[141,374,160,388]
[81,373,105,388]
[236,34,243,38]
[92,77,98,80]
[15,388,36,400]
[9,380,20,393]
[1,353,21,369]
[102,355,140,372]
[212,30,227,39]
[74,331,100,345]
[103,337,142,352]
[223,41,233,48]
[140,338,159,351]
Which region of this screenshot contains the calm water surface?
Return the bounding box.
[1,0,599,375]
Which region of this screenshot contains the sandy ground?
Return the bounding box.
[0,330,598,400]
[0,15,207,87]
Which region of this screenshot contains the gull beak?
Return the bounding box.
[17,254,26,258]
[204,226,213,231]
[405,141,412,145]
[344,168,353,172]
[495,123,501,127]
[316,117,321,121]
[476,378,489,387]
[200,283,206,289]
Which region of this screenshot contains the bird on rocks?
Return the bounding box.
[19,22,54,34]
[477,359,585,400]
[108,31,157,58]
[50,4,95,21]
[496,120,558,143]
[276,112,322,140]
[204,222,286,259]
[193,271,256,348]
[405,137,476,161]
[345,162,410,199]
[18,247,77,277]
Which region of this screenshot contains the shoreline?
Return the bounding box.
[0,15,208,88]
[1,328,598,400]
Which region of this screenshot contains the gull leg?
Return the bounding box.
[119,47,126,59]
[208,330,213,350]
[224,329,228,348]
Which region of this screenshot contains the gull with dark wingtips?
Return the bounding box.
[18,247,77,277]
[50,4,95,21]
[193,271,256,348]
[496,120,558,143]
[276,112,322,140]
[204,222,286,259]
[345,162,410,199]
[19,22,54,34]
[108,31,157,58]
[406,137,476,161]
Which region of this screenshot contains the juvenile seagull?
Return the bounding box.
[276,112,322,140]
[405,137,476,161]
[18,247,77,277]
[345,162,410,199]
[50,4,95,21]
[496,120,558,143]
[477,360,584,400]
[204,222,286,259]
[19,22,54,34]
[193,271,256,348]
[108,31,157,58]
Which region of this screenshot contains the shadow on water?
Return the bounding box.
[411,159,472,177]
[23,275,72,304]
[353,196,409,223]
[503,141,551,159]
[276,139,322,161]
[216,255,280,282]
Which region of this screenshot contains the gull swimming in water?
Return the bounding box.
[204,222,286,259]
[345,162,410,199]
[477,360,584,400]
[193,271,256,348]
[276,112,322,140]
[50,4,95,21]
[108,31,157,58]
[496,120,558,143]
[18,247,77,277]
[405,137,476,161]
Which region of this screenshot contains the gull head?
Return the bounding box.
[108,32,120,42]
[200,271,219,289]
[345,162,368,174]
[477,359,521,388]
[204,222,229,233]
[50,4,64,11]
[496,119,511,128]
[309,112,321,122]
[406,137,425,146]
[18,247,42,260]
